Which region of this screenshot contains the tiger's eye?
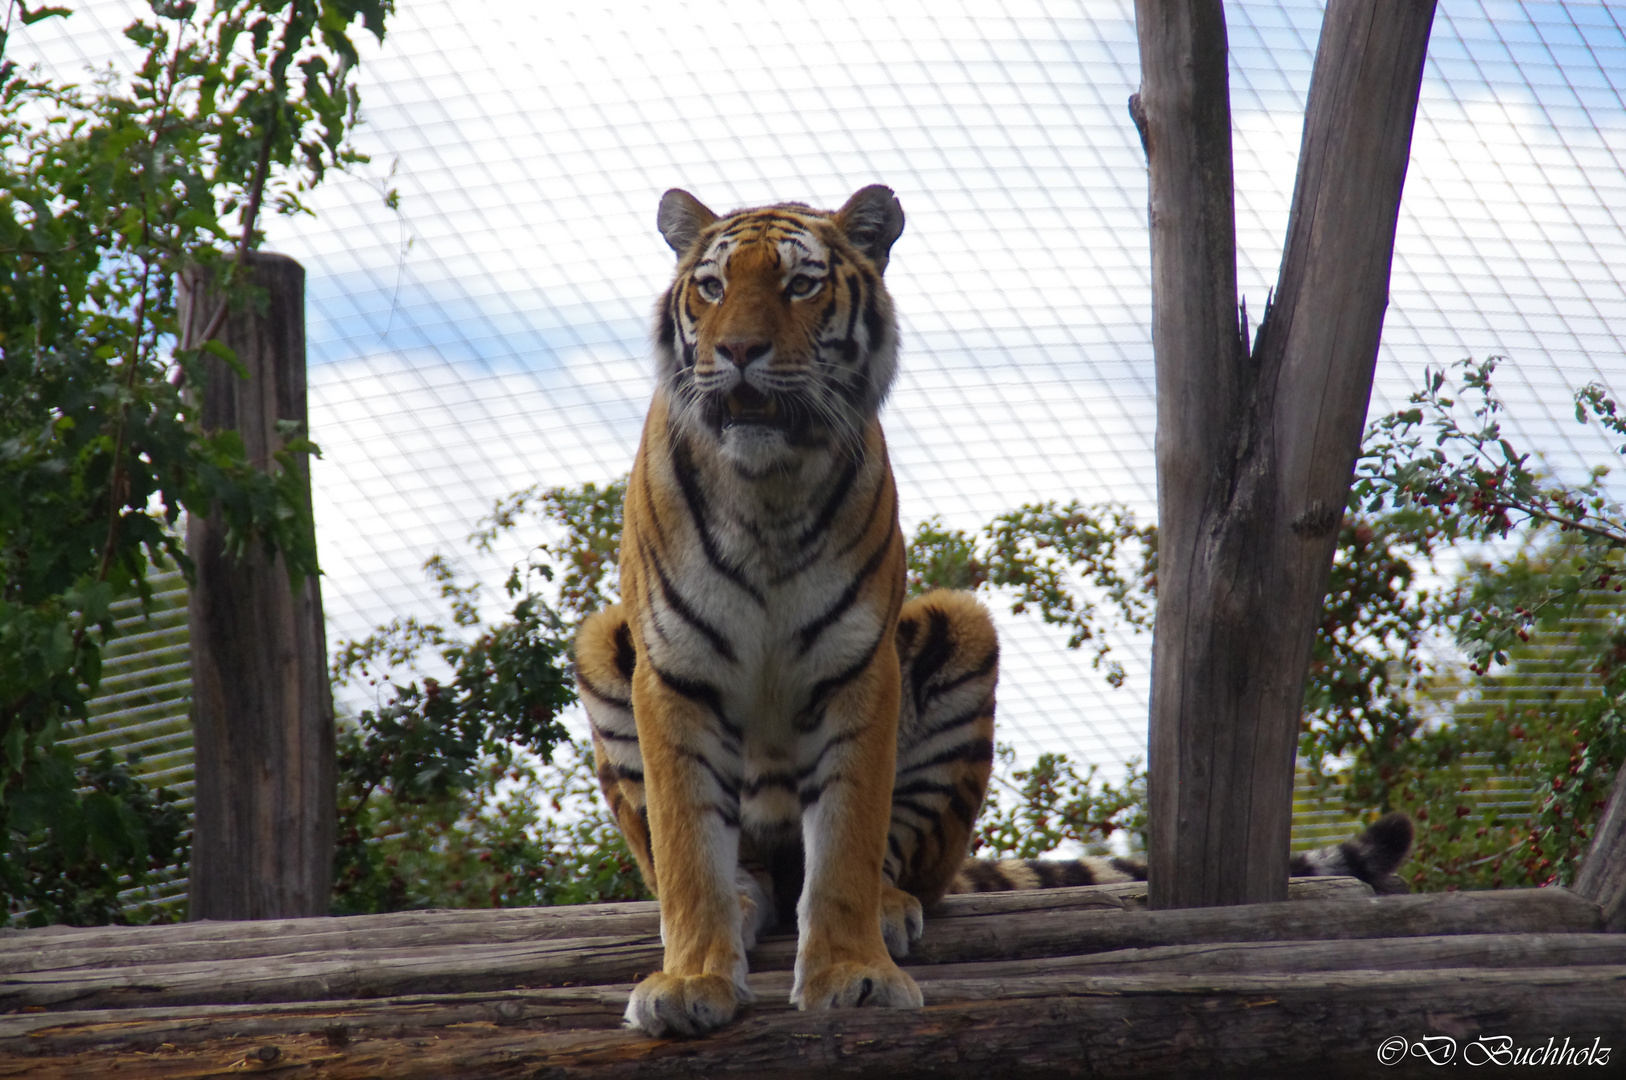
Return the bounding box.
[696,277,724,302]
[787,274,819,298]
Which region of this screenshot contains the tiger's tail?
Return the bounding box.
[949,812,1414,896]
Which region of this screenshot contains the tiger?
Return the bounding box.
[573,184,996,1037]
[572,186,1415,1038]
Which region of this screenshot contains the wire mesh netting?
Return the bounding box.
[17,0,1626,782]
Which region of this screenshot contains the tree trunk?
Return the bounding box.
[1136,0,1436,909]
[180,252,334,920]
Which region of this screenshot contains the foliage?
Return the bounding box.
[332,741,647,913]
[972,745,1147,859]
[330,479,642,913]
[907,503,1156,686]
[0,0,390,922]
[1314,358,1626,889]
[5,748,190,926]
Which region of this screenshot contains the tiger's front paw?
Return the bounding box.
[791,958,923,1011]
[624,971,742,1037]
[879,885,924,958]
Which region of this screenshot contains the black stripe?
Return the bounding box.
[646,540,737,662]
[799,773,840,808]
[609,763,644,783]
[908,609,955,712]
[650,659,724,715]
[638,806,654,872]
[841,274,862,361]
[678,747,741,800]
[861,276,886,351]
[707,802,742,828]
[946,788,977,827]
[613,621,637,680]
[891,778,956,798]
[589,719,639,744]
[577,672,631,712]
[793,731,856,783]
[795,455,861,549]
[897,737,995,775]
[795,517,896,655]
[908,700,994,749]
[669,431,766,605]
[920,649,999,710]
[794,625,889,732]
[831,473,892,563]
[1110,856,1148,881]
[741,772,797,796]
[659,291,677,352]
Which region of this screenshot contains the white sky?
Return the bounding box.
[16,0,1626,769]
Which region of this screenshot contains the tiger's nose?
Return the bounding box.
[714,339,772,369]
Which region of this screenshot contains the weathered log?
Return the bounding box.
[1576,758,1626,931]
[0,889,1598,1013]
[6,935,1624,1056]
[180,251,334,920]
[0,877,1373,976]
[1136,0,1436,908]
[5,967,1623,1079]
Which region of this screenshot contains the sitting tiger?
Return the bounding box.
[573,186,1413,1038]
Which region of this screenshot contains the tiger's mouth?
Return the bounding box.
[721,384,785,429]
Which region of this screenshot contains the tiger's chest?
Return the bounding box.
[627,417,902,746]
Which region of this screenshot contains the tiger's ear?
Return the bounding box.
[657,189,718,257]
[836,185,905,274]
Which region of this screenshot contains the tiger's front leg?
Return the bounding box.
[621,663,751,1038]
[792,647,924,1013]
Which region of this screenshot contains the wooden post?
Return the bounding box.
[181,252,335,920]
[1136,0,1435,909]
[1575,759,1626,931]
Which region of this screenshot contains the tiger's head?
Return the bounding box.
[652,186,905,470]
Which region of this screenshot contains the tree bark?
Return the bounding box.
[180,252,334,920]
[1576,759,1626,931]
[1137,0,1436,908]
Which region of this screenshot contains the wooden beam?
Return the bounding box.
[0,889,1597,1013]
[0,877,1375,972]
[6,968,1624,1079]
[1575,759,1626,931]
[1136,0,1436,908]
[179,252,334,920]
[8,935,1625,1055]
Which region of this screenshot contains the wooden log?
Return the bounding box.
[179,251,334,921]
[1136,0,1436,909]
[0,877,1374,975]
[6,935,1624,1055]
[5,967,1623,1079]
[0,889,1597,1012]
[1575,758,1626,931]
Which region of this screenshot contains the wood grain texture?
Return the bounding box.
[0,889,1597,1013]
[6,968,1623,1079]
[1135,0,1437,909]
[179,252,334,920]
[1575,759,1626,931]
[8,934,1625,1055]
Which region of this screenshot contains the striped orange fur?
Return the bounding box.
[574,186,1006,1037]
